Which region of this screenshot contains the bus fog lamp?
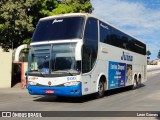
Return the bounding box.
[70,90,74,94]
[75,90,80,93]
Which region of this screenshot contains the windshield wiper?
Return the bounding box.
[39,71,45,77]
[52,69,78,76]
[29,70,45,77]
[66,70,74,76]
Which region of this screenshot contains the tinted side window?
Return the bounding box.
[134,40,146,55]
[100,22,110,43]
[82,18,98,73]
[128,38,135,51]
[84,18,98,42]
[108,28,121,48]
[99,21,146,55]
[120,33,132,50]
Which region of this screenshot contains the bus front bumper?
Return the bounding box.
[27,83,82,97]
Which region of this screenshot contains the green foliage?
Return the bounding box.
[51,0,94,15]
[0,0,93,51]
[157,50,160,59]
[26,0,59,26]
[0,0,34,51]
[146,50,151,56]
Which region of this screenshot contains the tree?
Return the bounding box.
[51,0,94,15]
[0,0,34,51]
[146,50,151,65]
[25,0,59,27]
[146,50,151,56]
[157,50,160,59]
[0,0,94,51]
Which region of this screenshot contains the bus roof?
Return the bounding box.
[40,13,145,45]
[40,13,90,21]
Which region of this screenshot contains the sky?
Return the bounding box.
[91,0,160,60]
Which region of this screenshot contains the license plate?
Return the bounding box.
[45,90,54,94]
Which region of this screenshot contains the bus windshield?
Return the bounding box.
[28,45,51,75]
[28,43,80,76]
[31,16,85,42]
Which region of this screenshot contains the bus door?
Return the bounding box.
[81,45,92,95]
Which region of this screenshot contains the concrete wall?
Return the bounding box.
[0,52,12,88]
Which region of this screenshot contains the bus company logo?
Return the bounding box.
[48,81,51,85]
[52,19,63,24]
[121,52,133,61]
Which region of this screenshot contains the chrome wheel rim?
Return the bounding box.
[98,82,104,96]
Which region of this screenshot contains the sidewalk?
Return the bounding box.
[147,69,160,77]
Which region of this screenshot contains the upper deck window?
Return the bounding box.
[31,16,85,42]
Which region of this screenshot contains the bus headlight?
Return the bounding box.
[28,81,37,86]
[64,81,80,86]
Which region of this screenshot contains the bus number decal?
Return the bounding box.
[67,76,77,81]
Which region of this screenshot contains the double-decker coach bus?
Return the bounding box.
[27,13,147,98]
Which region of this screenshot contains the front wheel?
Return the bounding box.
[95,80,105,98]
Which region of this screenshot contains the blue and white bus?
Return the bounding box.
[27,13,147,98]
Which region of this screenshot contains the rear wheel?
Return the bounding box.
[95,80,105,98]
[132,79,138,89]
[137,77,141,87]
[132,75,142,89]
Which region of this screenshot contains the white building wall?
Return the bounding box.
[0,48,12,88]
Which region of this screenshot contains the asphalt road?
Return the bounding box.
[0,73,160,119]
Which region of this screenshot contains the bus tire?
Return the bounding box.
[137,75,142,88]
[132,75,138,89]
[95,80,105,98]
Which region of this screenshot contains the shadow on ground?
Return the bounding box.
[33,84,145,103]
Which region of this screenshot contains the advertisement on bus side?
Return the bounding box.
[108,61,132,89]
